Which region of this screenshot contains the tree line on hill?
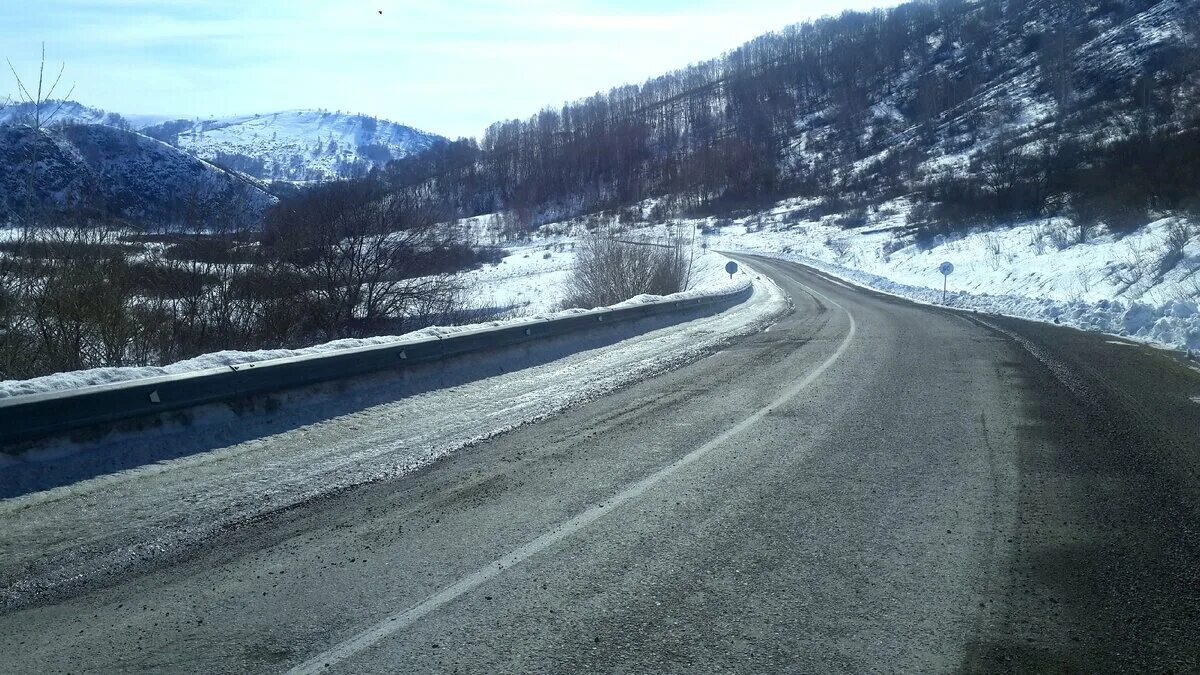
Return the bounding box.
[333,0,1200,242]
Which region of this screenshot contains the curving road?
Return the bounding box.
[2,256,1199,673]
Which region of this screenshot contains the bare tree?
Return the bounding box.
[6,43,75,131]
[6,44,75,228]
[270,181,466,339]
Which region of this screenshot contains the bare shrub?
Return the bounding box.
[1113,242,1151,291]
[8,220,139,375]
[1158,220,1193,278]
[270,186,466,339]
[881,237,906,262]
[1184,271,1200,300]
[825,236,852,262]
[1028,224,1048,255]
[562,236,692,309]
[0,182,478,380]
[1069,269,1094,301]
[983,233,1005,270]
[1047,221,1074,250]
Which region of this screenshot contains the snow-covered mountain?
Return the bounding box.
[0,102,443,226]
[141,110,446,182]
[0,123,275,227]
[1,102,446,183]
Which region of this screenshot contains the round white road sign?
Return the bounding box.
[939,261,954,276]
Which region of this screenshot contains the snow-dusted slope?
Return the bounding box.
[142,110,445,182]
[0,101,124,129]
[615,199,1200,352]
[0,123,275,226]
[2,102,445,182]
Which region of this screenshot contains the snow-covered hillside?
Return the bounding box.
[142,110,445,182]
[0,123,275,226]
[2,101,445,183]
[0,101,127,129]
[610,199,1200,352]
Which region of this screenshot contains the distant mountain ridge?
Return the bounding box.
[0,101,445,227]
[0,101,447,183]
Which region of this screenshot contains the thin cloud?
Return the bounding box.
[2,0,897,138]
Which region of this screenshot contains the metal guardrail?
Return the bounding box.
[0,283,753,447]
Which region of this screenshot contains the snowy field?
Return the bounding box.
[458,241,575,315]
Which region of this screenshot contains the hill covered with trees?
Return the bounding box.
[341,0,1200,240]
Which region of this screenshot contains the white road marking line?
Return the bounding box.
[287,280,857,675]
[814,275,855,291]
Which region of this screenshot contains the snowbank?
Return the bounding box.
[739,248,1200,352]
[692,207,1199,352]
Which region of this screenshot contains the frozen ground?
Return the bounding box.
[0,261,783,608]
[622,199,1200,352]
[458,241,575,314]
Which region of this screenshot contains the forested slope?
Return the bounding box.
[363,0,1200,236]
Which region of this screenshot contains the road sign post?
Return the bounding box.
[726,261,739,279]
[939,261,954,303]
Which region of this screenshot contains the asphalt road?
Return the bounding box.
[3,257,1199,673]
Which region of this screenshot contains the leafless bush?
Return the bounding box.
[1028,224,1048,255]
[1113,242,1152,291]
[1046,221,1075,250]
[0,184,476,380]
[1069,269,1094,301]
[1,220,139,376]
[1184,271,1200,300]
[983,233,1005,270]
[825,236,852,261]
[562,236,692,309]
[270,185,467,339]
[1158,220,1194,278]
[880,237,906,262]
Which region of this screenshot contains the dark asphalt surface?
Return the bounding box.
[2,257,1198,673]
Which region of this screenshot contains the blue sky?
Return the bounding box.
[3,1,896,138]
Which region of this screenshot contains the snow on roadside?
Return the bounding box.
[0,263,782,609]
[0,248,750,400]
[681,205,1199,352]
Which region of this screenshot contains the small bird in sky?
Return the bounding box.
[378,10,383,14]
